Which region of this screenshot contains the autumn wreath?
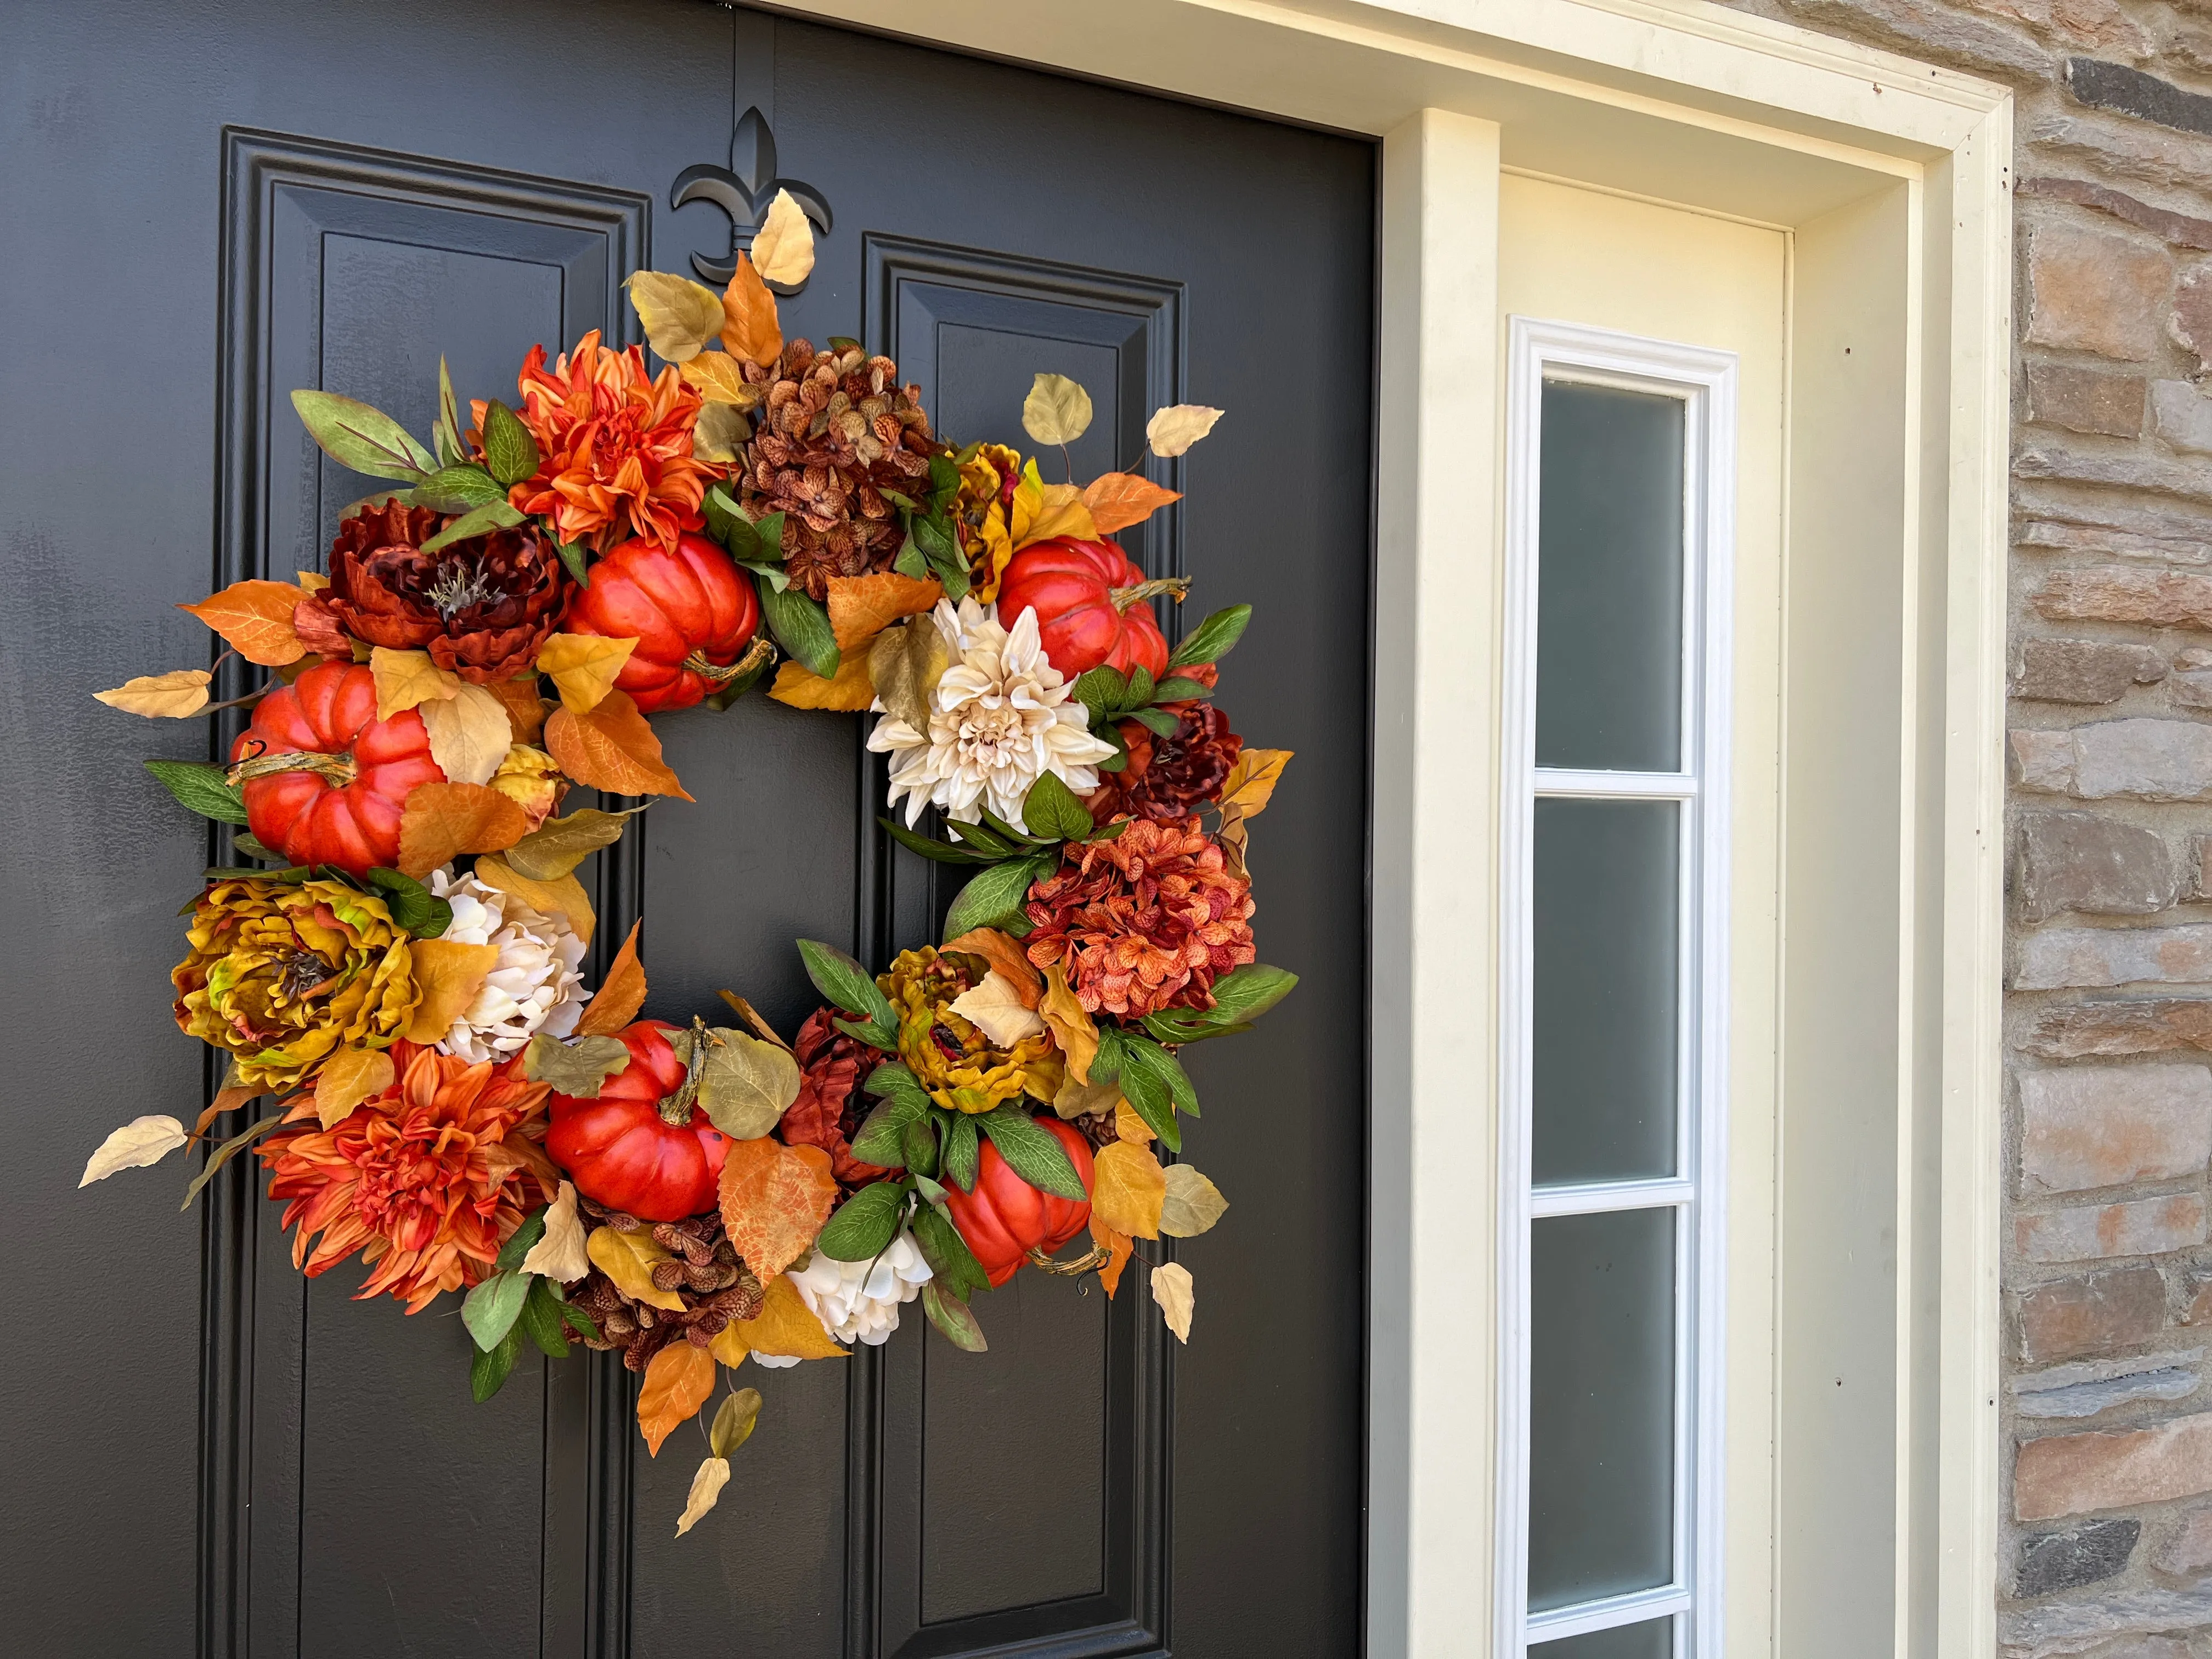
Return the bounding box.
[83,196,1294,1535]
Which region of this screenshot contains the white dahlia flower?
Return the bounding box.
[867,598,1115,828]
[782,1229,933,1349]
[424,868,590,1063]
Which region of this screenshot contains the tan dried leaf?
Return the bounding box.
[1091,1140,1166,1239]
[544,691,693,800]
[1039,963,1099,1084]
[1149,1260,1195,1342]
[404,939,502,1042]
[504,807,642,881]
[1145,404,1224,458]
[940,929,1041,1006]
[1159,1164,1228,1238]
[625,270,727,364]
[720,255,783,369]
[313,1047,396,1129]
[693,400,751,464]
[180,579,308,666]
[695,1028,803,1142]
[637,1339,716,1455]
[828,572,944,652]
[80,1115,189,1187]
[1052,1072,1121,1122]
[1022,373,1093,447]
[396,782,531,877]
[95,669,212,718]
[522,1032,630,1097]
[866,618,951,733]
[675,1455,731,1536]
[472,854,596,945]
[1081,471,1182,535]
[749,188,817,289]
[574,920,646,1037]
[419,682,512,787]
[520,1181,592,1282]
[370,646,461,720]
[536,633,639,714]
[586,1224,687,1311]
[718,1138,838,1281]
[716,990,792,1053]
[949,972,1047,1047]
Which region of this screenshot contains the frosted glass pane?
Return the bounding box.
[1532,798,1679,1184]
[1530,1616,1675,1658]
[1528,1207,1676,1611]
[1535,381,1685,772]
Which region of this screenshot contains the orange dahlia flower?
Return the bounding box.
[499,329,719,554]
[258,1042,558,1313]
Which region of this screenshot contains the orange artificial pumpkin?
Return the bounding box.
[230,660,445,877]
[545,1019,731,1221]
[941,1115,1096,1287]
[562,531,760,712]
[995,537,1182,679]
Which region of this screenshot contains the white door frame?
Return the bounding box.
[774,3,2014,1652]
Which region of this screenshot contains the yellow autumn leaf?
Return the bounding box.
[472,854,596,945]
[1039,963,1098,1084]
[1145,404,1224,458]
[544,691,692,800]
[404,939,501,1042]
[313,1047,396,1129]
[678,351,760,408]
[768,645,874,711]
[520,1181,592,1282]
[1150,1260,1195,1342]
[749,188,817,289]
[948,972,1047,1047]
[370,646,460,720]
[535,633,639,714]
[94,669,212,718]
[1022,373,1093,447]
[419,683,512,787]
[625,269,727,364]
[1113,1097,1153,1144]
[586,1224,687,1311]
[693,401,749,464]
[1092,1141,1166,1239]
[1023,483,1097,548]
[1217,747,1292,819]
[710,1272,848,1363]
[676,1455,731,1537]
[296,570,330,592]
[1052,1071,1121,1121]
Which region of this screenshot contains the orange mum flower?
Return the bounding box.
[258,1042,558,1313]
[1023,817,1256,1018]
[499,329,719,554]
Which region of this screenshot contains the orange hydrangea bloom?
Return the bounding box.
[499,329,719,554]
[259,1042,558,1313]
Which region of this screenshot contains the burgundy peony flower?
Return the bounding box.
[1085,701,1243,826]
[778,1008,893,1187]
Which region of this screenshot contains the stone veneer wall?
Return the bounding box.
[1712,1,2212,1651]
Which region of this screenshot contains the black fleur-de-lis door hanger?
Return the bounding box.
[672,106,832,287]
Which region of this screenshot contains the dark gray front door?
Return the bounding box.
[0,4,1373,1654]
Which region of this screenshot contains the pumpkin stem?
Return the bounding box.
[1107,576,1190,614]
[656,1015,714,1126]
[682,635,775,686]
[226,748,357,788]
[1026,1242,1114,1277]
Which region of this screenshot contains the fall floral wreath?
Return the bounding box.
[83,199,1294,1535]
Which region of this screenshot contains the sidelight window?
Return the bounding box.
[1498,319,1738,1658]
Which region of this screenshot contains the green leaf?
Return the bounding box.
[1168,603,1252,669]
[364,867,453,938]
[1122,1036,1199,1116]
[408,464,506,513]
[462,1269,531,1352]
[864,1062,933,1111]
[554,539,591,587]
[1019,773,1093,842]
[850,1092,926,1166]
[927,451,961,504]
[752,511,787,560]
[944,1113,981,1192]
[977,1106,1088,1200]
[233,833,283,863]
[179,1113,285,1210]
[478,399,541,487]
[911,511,968,600]
[1087,1026,1126,1086]
[736,558,791,592]
[710,1387,764,1457]
[921,1281,989,1351]
[797,939,895,1026]
[893,534,929,580]
[941,854,1051,944]
[910,1202,991,1301]
[832,1014,898,1049]
[521,1032,634,1098]
[704,485,755,554]
[1126,706,1178,737]
[503,808,645,881]
[1203,963,1299,1025]
[901,1113,940,1178]
[145,759,249,826]
[976,806,1043,847]
[289,389,433,481]
[1141,1011,1253,1045]
[1150,676,1214,703]
[760,583,840,680]
[878,815,997,866]
[419,499,526,554]
[944,817,1019,857]
[815,1179,907,1262]
[517,1277,571,1359]
[433,356,466,468]
[470,1321,525,1403]
[1073,667,1128,720]
[560,1301,602,1343]
[495,1209,548,1273]
[1125,666,1155,709]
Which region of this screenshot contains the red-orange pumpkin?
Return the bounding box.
[545,1020,731,1221]
[941,1116,1096,1288]
[562,532,760,712]
[230,659,445,877]
[995,537,1179,679]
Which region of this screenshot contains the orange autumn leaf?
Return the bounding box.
[1090,1214,1134,1299]
[180,579,308,667]
[1091,1140,1166,1239]
[1082,472,1182,535]
[717,1137,838,1280]
[195,1082,263,1138]
[720,255,782,368]
[941,928,1041,1007]
[396,781,531,877]
[544,690,693,801]
[483,675,550,745]
[825,573,943,653]
[636,1339,716,1456]
[768,645,874,711]
[575,921,646,1036]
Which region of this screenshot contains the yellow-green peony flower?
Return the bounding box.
[878,946,1057,1114]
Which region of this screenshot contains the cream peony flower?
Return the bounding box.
[867,598,1116,828]
[425,868,591,1063]
[783,1229,933,1348]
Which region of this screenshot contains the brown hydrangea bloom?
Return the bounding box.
[1022,817,1256,1018]
[734,337,941,600]
[1085,701,1243,826]
[295,500,569,681]
[778,1007,893,1187]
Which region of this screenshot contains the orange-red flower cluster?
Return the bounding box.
[501,329,718,555]
[1022,817,1256,1018]
[258,1042,558,1313]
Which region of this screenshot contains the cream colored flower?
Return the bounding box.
[786,1229,932,1346]
[426,868,590,1063]
[867,598,1115,828]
